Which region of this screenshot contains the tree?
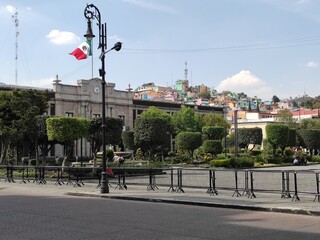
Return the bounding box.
[122,131,134,150]
[276,109,297,126]
[202,113,230,129]
[297,129,320,156]
[198,91,211,99]
[172,107,203,133]
[105,117,124,146]
[141,106,173,132]
[202,126,224,141]
[0,89,49,164]
[287,128,297,148]
[46,117,90,167]
[140,106,173,154]
[36,115,58,166]
[266,124,289,156]
[87,117,123,166]
[0,91,15,164]
[272,95,281,103]
[292,100,299,108]
[175,132,202,156]
[134,118,169,160]
[202,140,222,155]
[300,119,320,130]
[238,127,262,149]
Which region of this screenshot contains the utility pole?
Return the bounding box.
[12,11,19,85]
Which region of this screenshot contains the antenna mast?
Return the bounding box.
[12,11,19,85]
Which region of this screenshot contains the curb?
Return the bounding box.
[66,192,320,216]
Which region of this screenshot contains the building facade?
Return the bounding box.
[50,77,224,157]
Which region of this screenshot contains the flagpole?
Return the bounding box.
[91,41,94,78]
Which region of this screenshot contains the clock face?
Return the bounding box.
[94,86,100,94]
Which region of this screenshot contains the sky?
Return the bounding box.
[1,0,320,101]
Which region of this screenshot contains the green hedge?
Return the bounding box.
[210,159,230,168]
[210,156,254,168]
[310,155,320,163]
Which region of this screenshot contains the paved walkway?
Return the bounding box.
[1,170,320,216]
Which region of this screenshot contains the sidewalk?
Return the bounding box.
[1,179,320,216]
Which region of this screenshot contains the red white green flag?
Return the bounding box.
[69,40,92,60]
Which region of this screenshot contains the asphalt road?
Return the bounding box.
[1,194,320,240]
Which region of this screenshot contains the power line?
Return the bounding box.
[123,34,320,54]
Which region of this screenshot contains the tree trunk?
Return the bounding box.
[0,141,9,165]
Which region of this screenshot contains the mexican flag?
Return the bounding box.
[69,40,92,60]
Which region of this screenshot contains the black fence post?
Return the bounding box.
[176,168,184,193]
[281,171,291,198]
[147,168,159,191]
[168,168,175,192]
[5,164,15,183]
[207,169,218,196]
[248,170,256,198]
[292,171,300,201]
[54,167,64,186]
[20,167,26,184]
[242,170,250,196]
[232,170,241,197]
[314,172,320,202]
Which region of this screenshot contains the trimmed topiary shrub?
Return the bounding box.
[229,156,254,168]
[202,126,224,140]
[202,140,223,155]
[175,131,202,154]
[210,159,231,168]
[122,131,134,150]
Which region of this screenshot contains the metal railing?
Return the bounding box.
[1,165,320,202]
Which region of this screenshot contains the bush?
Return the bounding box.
[135,148,144,160]
[203,153,213,162]
[210,159,230,168]
[202,140,222,155]
[282,156,294,164]
[168,151,175,157]
[284,147,294,157]
[250,150,262,156]
[254,155,265,164]
[230,156,254,168]
[193,147,205,162]
[311,155,320,163]
[202,126,224,140]
[106,149,114,161]
[266,156,282,164]
[174,149,192,163]
[211,156,254,168]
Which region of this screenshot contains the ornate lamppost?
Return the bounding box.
[84,4,122,193]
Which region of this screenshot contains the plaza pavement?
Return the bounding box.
[1,164,320,216]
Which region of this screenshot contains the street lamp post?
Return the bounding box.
[84,4,122,194]
[234,110,238,158]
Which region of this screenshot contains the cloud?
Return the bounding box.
[306,61,318,68]
[122,0,177,14]
[46,30,80,45]
[5,5,16,14]
[216,70,273,100]
[296,0,309,4]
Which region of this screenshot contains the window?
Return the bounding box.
[93,114,101,118]
[65,112,73,117]
[50,104,55,116]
